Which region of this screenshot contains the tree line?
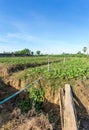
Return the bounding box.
[1,46,88,56]
[3,48,41,55]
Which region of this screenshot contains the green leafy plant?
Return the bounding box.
[29,86,45,112]
[19,98,32,113]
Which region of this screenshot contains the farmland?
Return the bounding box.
[0,55,89,81]
[17,56,89,86]
[0,55,89,130]
[0,56,62,65]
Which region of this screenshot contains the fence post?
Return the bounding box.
[48,58,50,72]
[64,84,78,130]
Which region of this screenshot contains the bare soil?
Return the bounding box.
[73,81,89,130]
[0,108,52,130]
[0,79,61,130]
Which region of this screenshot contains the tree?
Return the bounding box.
[31,51,34,55]
[77,51,81,54]
[21,48,31,55]
[36,50,41,55]
[83,47,87,54]
[15,48,31,55]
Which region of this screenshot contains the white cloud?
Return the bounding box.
[0,31,84,54]
[0,32,65,53]
[0,44,20,53]
[0,32,55,45]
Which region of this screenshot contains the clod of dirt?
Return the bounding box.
[0,64,10,77]
[11,107,21,118]
[17,114,52,130]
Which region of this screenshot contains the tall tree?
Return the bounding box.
[36,50,41,55]
[83,47,87,54]
[31,51,34,55]
[77,51,81,54]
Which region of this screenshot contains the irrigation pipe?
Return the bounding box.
[0,77,43,105]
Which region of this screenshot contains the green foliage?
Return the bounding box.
[82,46,87,54]
[18,86,45,113]
[15,48,31,55]
[36,50,41,55]
[22,57,89,90]
[43,58,89,80]
[0,56,62,65]
[31,51,34,55]
[29,86,45,112]
[19,98,32,113]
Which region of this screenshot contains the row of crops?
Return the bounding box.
[21,57,89,88]
[0,56,63,65]
[1,56,89,81]
[49,57,89,80]
[1,56,89,84]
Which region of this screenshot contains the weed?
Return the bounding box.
[29,86,45,112]
[19,98,32,113]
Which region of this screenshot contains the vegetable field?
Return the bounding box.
[1,56,89,87]
[21,57,89,87]
[0,56,62,65]
[0,56,89,130]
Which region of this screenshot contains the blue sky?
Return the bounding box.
[0,0,89,54]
